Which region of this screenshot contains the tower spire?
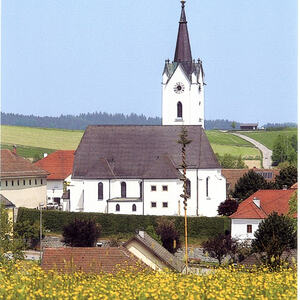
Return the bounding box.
[174,0,192,74]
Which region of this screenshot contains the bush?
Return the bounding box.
[251,212,297,266]
[217,199,239,216]
[62,218,101,247]
[17,208,230,240]
[156,217,180,253]
[203,233,237,265]
[14,220,42,249]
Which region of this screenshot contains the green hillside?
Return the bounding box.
[1,125,261,161]
[241,128,297,150]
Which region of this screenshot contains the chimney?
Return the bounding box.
[12,145,17,154]
[253,197,260,208]
[43,153,48,158]
[138,230,145,238]
[282,185,287,190]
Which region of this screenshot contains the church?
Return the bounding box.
[68,1,226,217]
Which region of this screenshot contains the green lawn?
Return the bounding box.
[241,128,297,150]
[0,144,56,159]
[210,144,261,159]
[1,125,83,150]
[206,130,253,147]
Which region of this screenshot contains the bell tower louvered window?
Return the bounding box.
[177,101,182,118]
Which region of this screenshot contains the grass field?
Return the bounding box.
[206,130,261,159]
[241,128,297,150]
[1,125,261,160]
[1,125,83,150]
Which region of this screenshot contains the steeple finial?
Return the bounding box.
[174,0,192,73]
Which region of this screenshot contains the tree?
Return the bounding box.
[216,153,247,169]
[203,233,237,265]
[231,121,236,130]
[62,218,101,247]
[274,165,297,189]
[251,212,296,266]
[156,217,181,254]
[288,190,297,230]
[14,220,42,249]
[232,170,270,201]
[145,225,162,245]
[0,205,24,261]
[217,199,239,216]
[272,135,297,166]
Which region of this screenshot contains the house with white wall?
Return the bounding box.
[34,150,74,210]
[0,149,48,208]
[230,189,297,241]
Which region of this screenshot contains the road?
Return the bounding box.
[231,132,273,169]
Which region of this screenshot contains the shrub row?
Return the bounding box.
[17,208,230,239]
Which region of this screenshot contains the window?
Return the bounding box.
[29,179,31,185]
[132,204,137,212]
[11,180,14,186]
[23,180,26,185]
[41,179,43,185]
[162,185,168,191]
[139,182,143,198]
[151,202,157,208]
[177,101,182,118]
[98,182,103,200]
[151,185,157,191]
[116,204,120,212]
[5,181,8,186]
[186,179,191,198]
[17,180,20,186]
[121,182,126,198]
[206,177,209,197]
[35,179,37,185]
[162,202,168,208]
[247,225,252,233]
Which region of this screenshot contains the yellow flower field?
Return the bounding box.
[0,262,297,300]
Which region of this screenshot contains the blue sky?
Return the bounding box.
[2,0,297,124]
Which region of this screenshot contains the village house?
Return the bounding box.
[34,150,74,210]
[67,1,226,217]
[239,123,258,131]
[0,149,48,209]
[230,188,297,241]
[0,194,16,223]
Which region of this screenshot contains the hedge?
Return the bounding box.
[17,208,230,239]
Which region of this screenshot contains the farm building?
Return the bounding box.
[239,123,258,131]
[230,188,297,241]
[0,149,48,208]
[34,150,74,210]
[66,1,226,217]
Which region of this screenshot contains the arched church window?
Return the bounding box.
[139,182,142,198]
[132,204,136,212]
[98,182,103,200]
[177,102,182,118]
[186,179,191,198]
[121,182,126,198]
[206,177,209,197]
[116,204,120,211]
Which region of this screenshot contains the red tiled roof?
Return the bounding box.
[34,150,74,180]
[41,247,148,274]
[230,189,297,219]
[0,149,48,178]
[221,168,279,192]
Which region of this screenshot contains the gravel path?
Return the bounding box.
[231,132,273,168]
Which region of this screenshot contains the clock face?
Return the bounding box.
[173,82,185,94]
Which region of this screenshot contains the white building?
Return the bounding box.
[230,189,297,241]
[68,1,226,216]
[34,150,75,210]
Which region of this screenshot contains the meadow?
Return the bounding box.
[0,261,296,299]
[1,125,261,160]
[241,128,297,150]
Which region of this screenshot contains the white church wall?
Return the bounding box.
[231,218,262,241]
[107,201,143,215]
[197,169,226,217]
[110,179,141,199]
[144,179,179,216]
[46,180,63,203]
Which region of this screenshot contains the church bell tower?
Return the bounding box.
[162,0,205,127]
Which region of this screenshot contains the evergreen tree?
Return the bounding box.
[275,165,297,189]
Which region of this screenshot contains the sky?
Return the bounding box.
[2,0,297,124]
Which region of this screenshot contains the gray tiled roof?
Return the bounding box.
[72,125,220,179]
[124,231,185,272]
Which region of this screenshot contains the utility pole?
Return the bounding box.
[178,126,192,274]
[39,202,44,262]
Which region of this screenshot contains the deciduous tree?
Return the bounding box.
[274,165,297,189]
[217,199,239,216]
